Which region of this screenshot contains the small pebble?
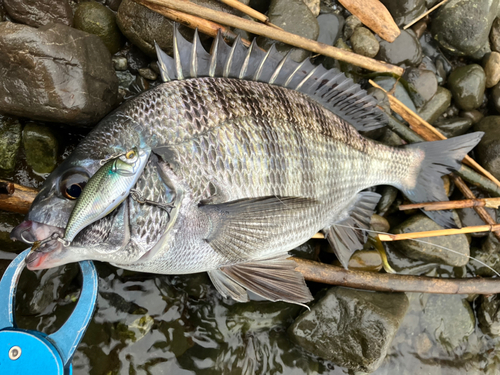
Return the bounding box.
[447,64,486,111]
[411,19,427,39]
[482,52,500,88]
[418,86,452,124]
[301,0,320,16]
[350,27,379,58]
[138,68,158,81]
[460,109,484,125]
[343,15,362,40]
[112,56,128,71]
[490,17,500,53]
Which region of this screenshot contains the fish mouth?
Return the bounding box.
[11,221,67,270]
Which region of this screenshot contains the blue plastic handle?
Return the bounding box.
[0,248,98,371]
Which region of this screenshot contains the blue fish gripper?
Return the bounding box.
[0,249,98,374]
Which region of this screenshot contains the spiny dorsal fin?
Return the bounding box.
[156,25,387,131]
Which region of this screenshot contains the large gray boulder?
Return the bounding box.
[3,0,73,28]
[0,23,118,126]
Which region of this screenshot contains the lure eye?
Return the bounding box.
[59,169,89,200]
[126,150,136,159]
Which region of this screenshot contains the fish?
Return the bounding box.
[11,26,483,305]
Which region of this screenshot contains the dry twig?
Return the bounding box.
[294,257,500,294]
[400,197,500,211]
[403,0,449,30]
[338,0,400,42]
[377,224,500,241]
[217,0,283,30]
[139,0,404,75]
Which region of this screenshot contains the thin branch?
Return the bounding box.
[400,197,500,211]
[0,179,38,214]
[403,0,449,30]
[217,0,283,30]
[294,257,500,294]
[139,0,404,75]
[377,224,500,241]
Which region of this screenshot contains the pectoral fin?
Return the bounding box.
[324,192,381,268]
[209,255,313,306]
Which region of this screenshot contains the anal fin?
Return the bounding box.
[324,191,381,269]
[210,255,313,306]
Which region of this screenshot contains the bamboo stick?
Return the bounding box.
[370,80,500,189]
[136,0,251,46]
[377,224,500,242]
[338,0,400,42]
[294,257,500,294]
[403,0,449,30]
[400,197,500,211]
[217,0,283,30]
[0,179,38,214]
[139,0,404,75]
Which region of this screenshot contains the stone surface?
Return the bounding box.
[478,294,500,337]
[74,1,122,54]
[389,213,470,266]
[258,0,319,62]
[350,27,379,58]
[288,287,409,372]
[302,0,320,16]
[431,0,499,58]
[371,214,390,233]
[316,13,343,46]
[376,185,399,215]
[492,81,500,113]
[112,56,128,71]
[22,123,58,174]
[418,86,452,123]
[345,250,383,272]
[0,116,21,170]
[373,76,417,113]
[483,52,500,88]
[460,109,484,125]
[0,212,26,252]
[343,15,361,40]
[447,64,486,111]
[138,67,157,81]
[0,23,118,126]
[434,116,473,138]
[403,67,438,108]
[4,0,73,28]
[473,116,500,180]
[380,0,427,27]
[377,29,423,67]
[490,17,500,52]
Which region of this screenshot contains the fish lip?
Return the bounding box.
[11,220,64,244]
[25,240,64,270]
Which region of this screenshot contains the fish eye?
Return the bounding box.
[59,170,89,200]
[126,150,136,159]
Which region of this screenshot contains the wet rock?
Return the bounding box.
[418,86,452,123]
[112,56,128,71]
[403,67,438,108]
[0,23,118,126]
[288,287,409,372]
[350,27,379,58]
[289,241,317,260]
[0,116,21,170]
[74,1,122,54]
[490,17,500,53]
[460,109,484,125]
[470,234,500,277]
[343,15,362,40]
[371,214,390,233]
[376,185,399,215]
[419,32,453,83]
[302,0,320,16]
[434,116,473,138]
[258,0,319,62]
[316,13,343,46]
[138,67,157,81]
[0,212,26,253]
[379,0,426,27]
[117,0,241,57]
[343,250,383,272]
[473,116,500,180]
[483,52,500,88]
[411,19,427,39]
[420,294,475,350]
[4,0,73,28]
[377,29,423,67]
[373,76,417,113]
[388,213,469,266]
[22,123,58,174]
[431,0,499,58]
[492,81,500,113]
[478,294,500,337]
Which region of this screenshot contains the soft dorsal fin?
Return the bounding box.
[155,24,387,131]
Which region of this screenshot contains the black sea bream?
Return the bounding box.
[12,27,483,305]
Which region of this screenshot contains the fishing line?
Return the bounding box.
[332,223,500,278]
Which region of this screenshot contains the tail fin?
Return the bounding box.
[403,132,484,228]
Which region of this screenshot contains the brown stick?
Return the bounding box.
[400,197,500,211]
[377,224,500,241]
[136,0,251,46]
[338,0,400,42]
[217,0,283,30]
[0,179,38,214]
[294,257,500,294]
[403,0,449,30]
[369,80,500,189]
[139,0,404,75]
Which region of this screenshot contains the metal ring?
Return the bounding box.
[20,231,35,244]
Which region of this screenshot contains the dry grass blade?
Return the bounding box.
[294,257,500,294]
[403,0,449,30]
[217,0,283,30]
[139,0,404,75]
[338,0,400,42]
[369,80,500,189]
[377,224,500,241]
[400,197,500,211]
[136,0,251,46]
[0,179,38,214]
